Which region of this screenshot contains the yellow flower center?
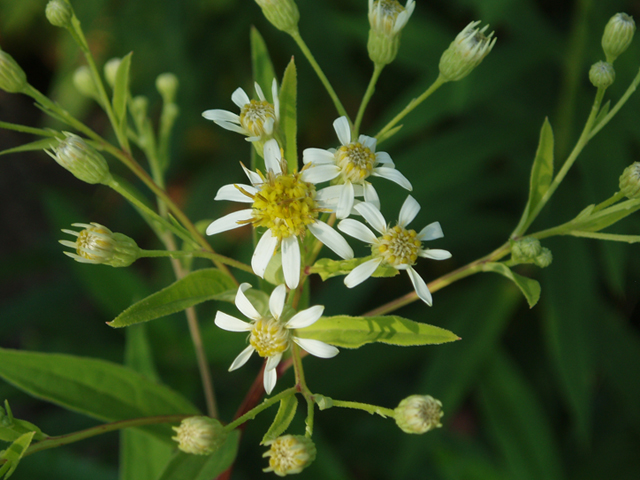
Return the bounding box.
[371,0,404,35]
[336,143,376,183]
[239,99,276,137]
[266,436,311,476]
[374,225,421,267]
[250,317,290,358]
[76,226,114,261]
[251,172,319,241]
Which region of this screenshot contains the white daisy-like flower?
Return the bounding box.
[202,79,279,142]
[368,0,416,37]
[206,139,354,289]
[337,196,451,306]
[215,283,339,394]
[301,116,412,219]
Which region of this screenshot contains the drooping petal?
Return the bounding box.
[214,311,252,332]
[336,181,355,219]
[265,352,283,371]
[302,148,336,165]
[214,184,256,202]
[293,337,339,358]
[344,258,382,288]
[362,182,381,209]
[263,139,283,175]
[269,284,287,320]
[263,368,278,394]
[235,283,262,321]
[337,219,377,244]
[398,195,420,227]
[419,249,452,260]
[286,305,324,329]
[406,266,433,306]
[231,87,251,108]
[206,209,253,236]
[301,164,341,184]
[308,221,354,259]
[333,116,351,146]
[202,109,240,124]
[417,221,444,241]
[281,236,301,289]
[252,229,278,278]
[229,345,255,371]
[372,167,412,191]
[354,202,387,235]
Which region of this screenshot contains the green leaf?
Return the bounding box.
[568,231,640,243]
[0,401,46,443]
[296,315,459,349]
[0,137,59,157]
[513,118,554,235]
[113,52,133,130]
[0,121,56,137]
[250,27,276,102]
[280,58,297,173]
[0,348,199,444]
[569,198,640,232]
[482,262,540,308]
[0,431,35,479]
[156,430,240,480]
[108,268,236,328]
[310,257,398,281]
[262,395,298,445]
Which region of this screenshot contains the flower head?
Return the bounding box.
[394,395,443,434]
[206,139,353,289]
[367,0,415,65]
[602,13,635,63]
[172,416,227,455]
[438,21,496,83]
[60,223,140,267]
[302,116,411,219]
[337,196,451,305]
[215,283,339,394]
[263,435,317,476]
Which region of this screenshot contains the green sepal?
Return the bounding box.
[295,315,459,349]
[251,27,277,103]
[108,268,236,328]
[311,257,398,281]
[113,52,133,136]
[0,431,35,479]
[261,395,298,445]
[482,262,541,308]
[0,137,58,157]
[279,58,297,173]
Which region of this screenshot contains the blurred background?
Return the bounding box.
[1,0,640,478]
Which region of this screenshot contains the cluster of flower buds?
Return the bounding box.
[60,223,140,267]
[172,416,228,455]
[511,237,552,268]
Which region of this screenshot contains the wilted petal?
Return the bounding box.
[229,345,255,371]
[252,229,278,278]
[206,209,253,236]
[281,236,301,289]
[344,258,382,288]
[286,305,324,329]
[398,195,420,227]
[406,266,433,306]
[337,219,377,244]
[293,337,339,358]
[235,283,262,321]
[269,284,287,320]
[417,221,444,241]
[214,311,252,332]
[333,116,351,146]
[308,221,354,260]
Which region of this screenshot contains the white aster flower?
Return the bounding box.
[215,283,339,394]
[368,0,415,36]
[337,196,451,306]
[206,139,354,289]
[202,79,279,142]
[302,116,412,219]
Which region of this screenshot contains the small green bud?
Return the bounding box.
[45,0,73,28]
[0,49,27,93]
[103,58,121,88]
[394,395,443,434]
[60,223,140,267]
[602,13,635,63]
[511,237,542,262]
[619,162,640,199]
[255,0,300,34]
[263,435,316,476]
[439,21,496,83]
[73,65,98,99]
[367,0,415,66]
[46,133,112,184]
[172,417,227,456]
[534,247,553,268]
[589,61,615,88]
[156,72,179,104]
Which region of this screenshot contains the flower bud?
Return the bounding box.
[103,58,121,88]
[394,395,443,434]
[263,435,316,476]
[0,49,27,93]
[60,223,140,267]
[45,0,73,28]
[589,61,615,89]
[367,0,415,66]
[602,13,635,63]
[534,247,553,268]
[172,417,227,456]
[619,162,640,199]
[255,0,300,34]
[156,72,179,104]
[46,133,112,185]
[73,65,98,99]
[438,21,496,83]
[511,237,542,262]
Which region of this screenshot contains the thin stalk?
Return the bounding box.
[354,63,384,137]
[140,249,254,273]
[589,67,640,139]
[331,399,395,418]
[592,190,625,212]
[224,387,297,432]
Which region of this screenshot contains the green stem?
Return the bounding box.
[330,399,395,418]
[224,387,297,432]
[592,190,625,212]
[140,249,254,273]
[588,67,640,139]
[354,63,384,137]
[291,342,307,390]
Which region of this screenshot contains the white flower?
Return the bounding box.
[301,116,412,219]
[368,0,415,37]
[337,196,451,306]
[215,283,339,394]
[202,79,279,142]
[206,139,354,289]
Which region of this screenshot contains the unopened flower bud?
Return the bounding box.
[73,65,98,99]
[511,237,542,262]
[156,73,179,104]
[619,162,640,199]
[367,0,415,66]
[45,0,72,28]
[589,61,615,89]
[255,0,300,34]
[103,58,121,88]
[439,21,496,83]
[172,417,227,456]
[534,247,553,268]
[0,49,27,93]
[394,395,443,434]
[46,133,112,184]
[602,13,635,63]
[60,223,140,267]
[263,435,316,476]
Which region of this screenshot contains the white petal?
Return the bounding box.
[252,229,278,278]
[281,236,301,289]
[262,117,275,136]
[214,184,256,202]
[235,283,262,321]
[372,167,412,191]
[231,87,250,108]
[202,109,240,124]
[269,284,287,320]
[333,116,351,146]
[214,311,252,332]
[254,81,266,101]
[265,352,282,371]
[303,148,336,165]
[359,134,377,151]
[229,345,254,371]
[362,182,380,209]
[271,79,279,120]
[293,337,339,358]
[210,120,248,135]
[263,139,283,175]
[398,195,420,227]
[374,151,394,166]
[406,266,433,306]
[286,305,324,329]
[420,249,452,260]
[206,209,253,236]
[315,185,344,205]
[336,182,355,219]
[241,163,263,186]
[417,221,444,241]
[301,164,341,184]
[263,368,277,394]
[354,202,387,234]
[308,221,354,259]
[344,258,382,288]
[337,219,377,244]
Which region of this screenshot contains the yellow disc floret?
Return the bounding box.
[374,225,421,267]
[250,317,290,358]
[239,99,276,137]
[76,224,115,262]
[263,435,317,476]
[336,143,376,183]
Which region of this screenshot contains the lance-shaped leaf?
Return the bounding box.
[0,121,57,137]
[482,262,540,308]
[109,268,236,328]
[251,27,276,102]
[295,315,459,349]
[113,52,133,129]
[280,58,297,173]
[568,198,640,232]
[310,257,398,281]
[0,348,199,443]
[0,431,35,479]
[0,138,58,157]
[262,395,298,445]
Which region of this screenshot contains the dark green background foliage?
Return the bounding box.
[2,0,640,478]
